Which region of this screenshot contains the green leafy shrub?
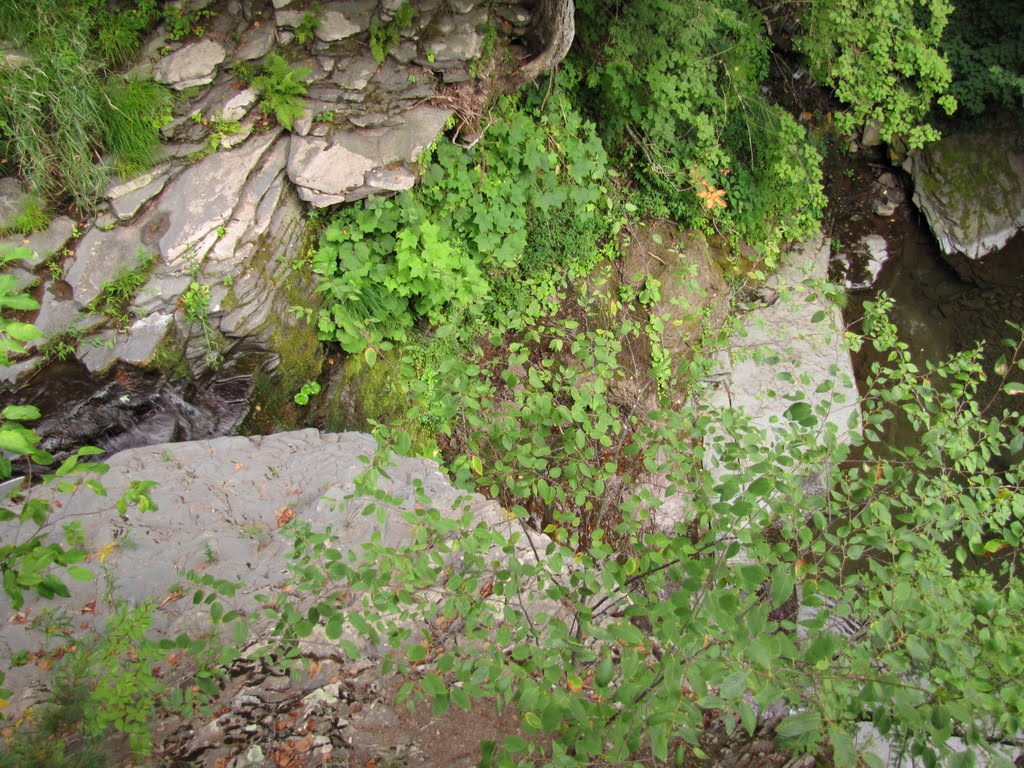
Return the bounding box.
[314,94,610,354]
[268,297,1024,768]
[252,52,311,131]
[0,1,167,209]
[573,0,825,257]
[799,0,957,146]
[941,0,1024,116]
[316,200,489,353]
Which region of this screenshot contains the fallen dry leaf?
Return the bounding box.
[81,600,96,614]
[159,590,184,609]
[276,506,297,527]
[270,748,306,768]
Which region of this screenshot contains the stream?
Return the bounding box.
[827,150,1024,417]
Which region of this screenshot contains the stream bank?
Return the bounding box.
[826,127,1024,417]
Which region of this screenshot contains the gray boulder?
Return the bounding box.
[0,177,29,232]
[154,40,228,89]
[0,430,538,720]
[904,116,1024,272]
[287,105,451,206]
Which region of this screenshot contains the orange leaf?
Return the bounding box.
[276,506,297,528]
[698,187,727,210]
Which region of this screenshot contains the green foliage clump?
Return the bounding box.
[162,4,213,42]
[313,93,610,354]
[87,250,156,327]
[369,2,417,64]
[252,52,311,131]
[573,0,825,258]
[295,9,322,46]
[269,297,1024,768]
[0,1,168,209]
[941,0,1024,116]
[799,0,957,146]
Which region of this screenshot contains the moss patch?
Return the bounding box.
[323,350,437,457]
[150,325,190,381]
[0,193,50,236]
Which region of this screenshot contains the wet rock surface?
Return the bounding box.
[904,115,1024,277]
[2,0,532,452]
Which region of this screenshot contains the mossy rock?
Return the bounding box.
[620,221,731,368]
[906,113,1024,268]
[320,350,437,457]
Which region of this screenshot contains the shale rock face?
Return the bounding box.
[904,116,1024,279]
[1,0,536,442]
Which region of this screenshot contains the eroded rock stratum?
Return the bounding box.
[0,0,535,427]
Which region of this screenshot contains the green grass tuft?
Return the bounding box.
[0,1,165,211]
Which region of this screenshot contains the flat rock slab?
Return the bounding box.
[707,236,859,444]
[317,0,377,41]
[236,23,276,60]
[287,106,452,206]
[154,40,228,89]
[78,312,175,373]
[905,117,1024,262]
[0,215,76,265]
[0,430,526,720]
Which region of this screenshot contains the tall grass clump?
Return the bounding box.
[0,0,165,212]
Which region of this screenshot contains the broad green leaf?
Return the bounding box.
[0,405,40,421]
[67,566,93,582]
[770,564,794,608]
[0,429,36,455]
[829,725,857,768]
[420,673,446,697]
[776,711,821,747]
